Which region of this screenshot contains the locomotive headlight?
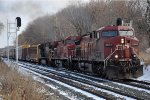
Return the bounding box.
[133,54,136,58]
[115,54,118,59]
[121,38,124,44]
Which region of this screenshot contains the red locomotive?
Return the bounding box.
[2,18,143,79]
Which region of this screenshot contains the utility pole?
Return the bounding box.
[7,17,21,66]
[7,20,16,65]
[16,21,18,64]
[16,17,21,65]
[7,20,9,63]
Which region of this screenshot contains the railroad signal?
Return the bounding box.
[116,18,123,26]
[16,17,21,27]
[15,17,21,66]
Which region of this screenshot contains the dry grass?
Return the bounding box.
[0,61,48,100]
[139,51,150,65]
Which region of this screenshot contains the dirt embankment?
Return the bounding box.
[139,51,150,66]
[0,60,48,100]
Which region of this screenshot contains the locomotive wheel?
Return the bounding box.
[132,65,143,78]
[106,66,118,79]
[73,62,80,71]
[63,60,70,69]
[92,63,103,75]
[68,61,73,70]
[40,59,47,65]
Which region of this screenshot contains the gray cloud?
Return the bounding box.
[0,0,70,48]
[10,1,44,18]
[0,0,89,48]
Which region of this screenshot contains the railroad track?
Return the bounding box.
[19,62,127,100]
[55,64,150,91]
[55,66,150,91]
[21,61,150,91]
[18,61,150,100]
[3,58,150,100]
[117,79,150,90]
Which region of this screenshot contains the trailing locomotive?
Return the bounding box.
[2,18,143,79]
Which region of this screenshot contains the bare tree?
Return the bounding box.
[0,22,4,34]
[62,3,92,36]
[18,0,149,50]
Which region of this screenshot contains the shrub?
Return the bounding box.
[0,62,47,100]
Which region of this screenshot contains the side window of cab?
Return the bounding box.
[90,31,100,39]
[101,31,118,37]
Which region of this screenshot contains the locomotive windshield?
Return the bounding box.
[102,30,134,37]
[102,31,118,37]
[66,40,75,44]
[119,31,134,36]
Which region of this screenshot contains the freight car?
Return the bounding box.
[18,45,39,62]
[38,18,143,79]
[1,46,15,59]
[2,45,39,63]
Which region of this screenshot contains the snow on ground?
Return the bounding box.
[138,65,150,82]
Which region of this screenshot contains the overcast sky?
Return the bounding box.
[0,0,89,48]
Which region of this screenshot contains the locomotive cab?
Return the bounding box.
[102,25,143,79]
[63,36,81,58]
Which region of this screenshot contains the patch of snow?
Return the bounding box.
[70,74,150,94]
[146,48,150,53]
[138,65,150,81]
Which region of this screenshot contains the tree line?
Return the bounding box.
[18,0,150,50]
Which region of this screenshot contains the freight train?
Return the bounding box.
[1,18,144,79]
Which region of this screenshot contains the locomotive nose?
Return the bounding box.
[116,37,131,59]
[117,36,139,60]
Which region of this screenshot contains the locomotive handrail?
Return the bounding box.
[104,49,117,69]
[131,47,144,65]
